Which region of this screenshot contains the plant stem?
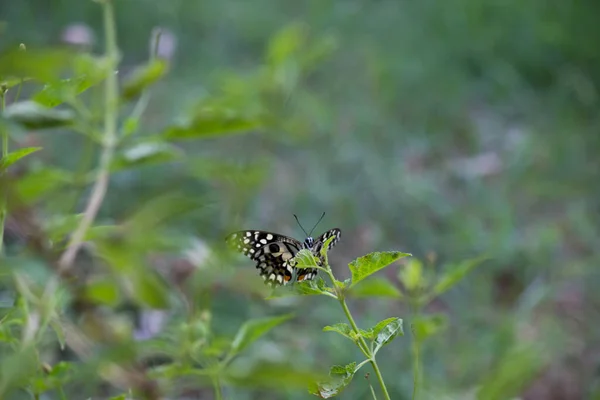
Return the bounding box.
[0,92,8,255]
[58,0,119,271]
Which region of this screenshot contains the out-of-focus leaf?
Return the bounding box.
[0,346,38,397]
[122,59,168,100]
[267,23,307,67]
[30,361,73,393]
[44,214,84,243]
[0,147,41,171]
[15,167,74,203]
[311,362,356,398]
[124,192,199,232]
[411,314,447,342]
[130,272,169,309]
[398,258,424,292]
[49,319,66,350]
[348,277,402,298]
[349,251,411,287]
[229,314,293,356]
[84,278,121,307]
[432,256,488,296]
[0,47,75,83]
[111,142,182,171]
[162,102,262,140]
[476,345,547,400]
[3,101,75,129]
[323,323,354,341]
[225,360,326,389]
[109,395,127,400]
[372,317,403,354]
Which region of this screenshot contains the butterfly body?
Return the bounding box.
[226,228,341,286]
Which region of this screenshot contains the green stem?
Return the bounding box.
[212,376,223,400]
[0,92,7,255]
[324,267,391,400]
[410,301,422,400]
[57,0,119,271]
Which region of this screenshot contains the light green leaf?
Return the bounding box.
[84,278,121,307]
[0,147,41,171]
[294,278,331,296]
[225,361,326,390]
[122,59,168,100]
[398,258,424,292]
[349,277,402,298]
[349,251,411,287]
[3,101,75,129]
[229,314,293,356]
[267,23,306,67]
[311,362,356,398]
[49,319,66,350]
[15,167,74,203]
[0,47,75,83]
[433,256,488,296]
[372,317,403,354]
[293,248,320,270]
[111,142,183,171]
[323,323,355,341]
[411,314,447,342]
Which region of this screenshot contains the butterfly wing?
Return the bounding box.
[296,228,342,283]
[226,230,303,286]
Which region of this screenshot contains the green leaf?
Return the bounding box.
[162,102,262,140]
[130,272,169,309]
[3,101,75,129]
[0,147,41,171]
[432,256,488,296]
[294,248,320,270]
[121,59,168,100]
[0,47,75,83]
[349,251,411,287]
[84,278,121,307]
[267,23,307,67]
[311,362,356,398]
[0,346,38,397]
[372,317,403,354]
[30,361,73,393]
[111,142,183,171]
[15,167,73,203]
[294,278,332,296]
[225,361,326,390]
[476,345,546,400]
[323,323,355,341]
[348,277,402,298]
[398,258,424,292]
[49,319,66,350]
[411,314,447,342]
[229,314,293,356]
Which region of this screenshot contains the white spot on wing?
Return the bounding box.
[266,234,273,240]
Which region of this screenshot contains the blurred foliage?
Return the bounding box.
[0,0,599,399]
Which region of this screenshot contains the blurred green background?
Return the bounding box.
[1,0,600,399]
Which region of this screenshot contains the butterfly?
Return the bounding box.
[226,213,341,286]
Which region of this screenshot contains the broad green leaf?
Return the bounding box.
[349,251,411,287]
[476,345,546,400]
[294,249,320,270]
[225,361,326,390]
[229,314,293,356]
[122,59,168,100]
[349,277,402,298]
[163,103,262,140]
[130,272,169,309]
[111,142,182,171]
[15,167,74,203]
[372,317,403,354]
[433,256,488,296]
[0,346,38,397]
[294,278,332,296]
[84,278,121,307]
[323,323,354,341]
[398,258,424,292]
[124,192,199,232]
[311,362,356,398]
[0,147,41,171]
[3,101,75,129]
[0,47,75,83]
[411,314,447,342]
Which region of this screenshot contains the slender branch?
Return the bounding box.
[58,0,119,271]
[0,91,8,255]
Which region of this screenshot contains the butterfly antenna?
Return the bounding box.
[294,214,309,237]
[308,212,326,237]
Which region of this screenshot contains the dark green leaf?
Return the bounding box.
[349,277,402,298]
[349,251,411,287]
[372,317,403,354]
[122,59,168,100]
[0,147,41,171]
[310,362,356,398]
[3,101,75,129]
[476,345,546,400]
[229,314,293,356]
[84,278,121,307]
[323,323,355,341]
[111,142,182,171]
[411,314,447,342]
[432,256,488,296]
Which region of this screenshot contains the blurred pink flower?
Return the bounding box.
[61,23,95,47]
[150,27,177,60]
